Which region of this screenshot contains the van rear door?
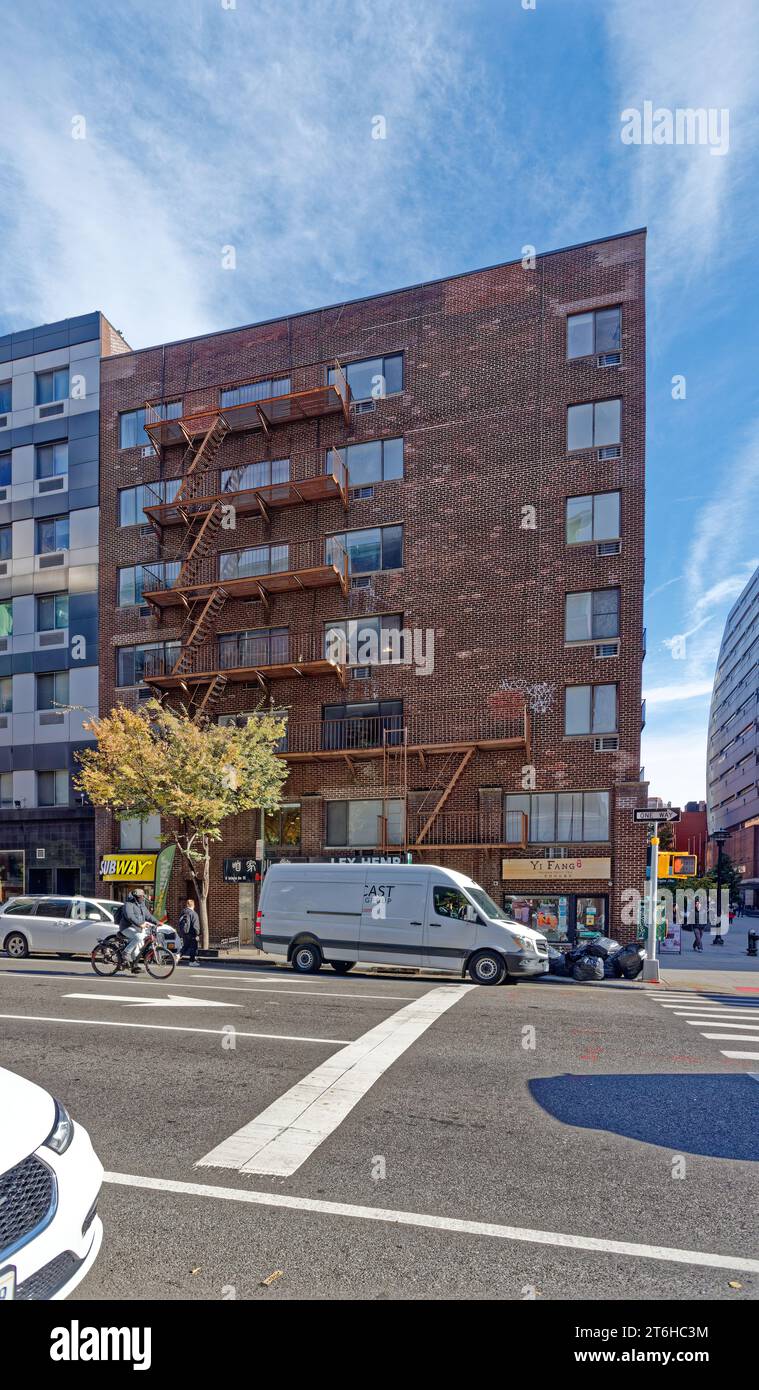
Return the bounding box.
[359,873,427,967]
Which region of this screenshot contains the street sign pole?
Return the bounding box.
[642,831,661,982]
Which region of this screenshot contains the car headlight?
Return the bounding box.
[511,934,533,951]
[44,1098,74,1155]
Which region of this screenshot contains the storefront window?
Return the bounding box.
[0,849,25,899]
[264,804,301,845]
[504,895,570,942]
[576,896,607,935]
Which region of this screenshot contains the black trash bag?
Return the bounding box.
[614,943,645,979]
[571,953,605,982]
[585,935,621,960]
[547,945,567,975]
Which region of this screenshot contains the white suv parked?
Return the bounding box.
[0,896,181,960]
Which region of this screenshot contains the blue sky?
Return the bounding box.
[1,0,758,805]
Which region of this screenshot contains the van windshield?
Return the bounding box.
[467,887,510,921]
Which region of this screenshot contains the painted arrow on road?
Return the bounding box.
[64,993,242,1010]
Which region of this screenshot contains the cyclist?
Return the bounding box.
[120,887,160,973]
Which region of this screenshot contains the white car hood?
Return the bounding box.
[493,919,546,948]
[0,1066,56,1172]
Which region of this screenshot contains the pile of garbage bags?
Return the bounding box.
[547,935,645,982]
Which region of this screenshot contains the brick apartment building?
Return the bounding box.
[96,229,649,945]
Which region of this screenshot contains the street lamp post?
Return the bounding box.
[712,828,728,944]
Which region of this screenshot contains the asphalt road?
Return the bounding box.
[1,955,757,1301]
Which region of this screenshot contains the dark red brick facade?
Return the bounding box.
[97,231,649,944]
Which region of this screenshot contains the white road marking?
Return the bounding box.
[700,1033,759,1041]
[0,1012,349,1044]
[64,992,241,1010]
[720,1051,759,1061]
[103,1171,759,1274]
[198,983,473,1177]
[0,971,426,1004]
[683,1019,759,1029]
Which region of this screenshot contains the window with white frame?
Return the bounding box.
[35,368,69,405]
[566,399,621,451]
[564,684,618,735]
[567,307,621,359]
[37,770,70,806]
[325,798,404,847]
[565,492,620,544]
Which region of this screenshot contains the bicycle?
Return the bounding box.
[91,925,176,980]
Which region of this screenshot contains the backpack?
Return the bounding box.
[111,902,125,928]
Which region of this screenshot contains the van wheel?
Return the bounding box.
[291,942,322,974]
[331,961,354,974]
[4,932,29,959]
[468,951,506,986]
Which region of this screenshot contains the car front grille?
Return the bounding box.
[0,1153,56,1262]
[535,939,548,954]
[16,1249,83,1301]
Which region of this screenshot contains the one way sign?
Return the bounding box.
[633,806,681,824]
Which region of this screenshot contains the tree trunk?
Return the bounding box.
[198,849,210,950]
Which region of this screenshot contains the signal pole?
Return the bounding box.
[642,830,661,982]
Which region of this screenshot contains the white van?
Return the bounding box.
[256,863,549,985]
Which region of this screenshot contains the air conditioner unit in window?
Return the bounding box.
[351,487,375,501]
[352,400,376,415]
[141,445,157,459]
[594,641,620,658]
[352,667,371,679]
[597,352,621,368]
[598,445,621,461]
[350,576,372,589]
[596,540,621,556]
[594,735,619,752]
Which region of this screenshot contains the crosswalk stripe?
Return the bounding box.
[197,983,473,1177]
[700,1034,759,1042]
[720,1051,759,1060]
[683,1020,759,1030]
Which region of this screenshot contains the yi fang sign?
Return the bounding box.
[502,857,612,882]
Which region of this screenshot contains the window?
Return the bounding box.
[37,772,70,807]
[566,492,620,544]
[330,438,404,486]
[0,381,11,413]
[0,452,10,486]
[218,628,288,670]
[264,804,301,846]
[35,516,69,553]
[36,671,69,710]
[324,614,403,667]
[2,898,38,915]
[322,700,403,749]
[564,684,618,735]
[504,791,610,844]
[37,593,69,631]
[433,887,472,920]
[0,772,13,806]
[325,798,403,847]
[117,641,181,686]
[119,815,161,850]
[119,401,182,450]
[0,601,12,637]
[220,379,290,409]
[118,562,180,606]
[567,399,621,451]
[0,676,11,713]
[118,480,181,526]
[326,525,402,575]
[565,589,620,642]
[35,441,68,479]
[35,368,69,405]
[329,354,403,402]
[0,526,10,560]
[221,459,290,493]
[567,307,621,359]
[219,544,289,583]
[74,900,112,922]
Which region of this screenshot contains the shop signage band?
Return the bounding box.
[633,807,681,824]
[100,853,158,883]
[502,857,612,882]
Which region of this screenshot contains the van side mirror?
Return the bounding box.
[465,905,478,923]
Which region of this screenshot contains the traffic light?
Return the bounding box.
[658,852,697,878]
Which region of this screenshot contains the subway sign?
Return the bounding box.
[99,853,158,883]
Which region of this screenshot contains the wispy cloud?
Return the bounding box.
[643,681,714,706]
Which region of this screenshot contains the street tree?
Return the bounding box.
[75,700,288,947]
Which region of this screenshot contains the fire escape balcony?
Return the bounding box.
[404,810,528,852]
[281,710,531,761]
[141,538,349,612]
[143,450,348,534]
[143,631,346,692]
[143,364,351,450]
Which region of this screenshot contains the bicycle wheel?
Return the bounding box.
[145,946,175,980]
[91,942,120,977]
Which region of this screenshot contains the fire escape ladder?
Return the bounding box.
[175,502,224,588]
[194,673,228,719]
[171,588,228,674]
[175,415,230,504]
[414,746,475,845]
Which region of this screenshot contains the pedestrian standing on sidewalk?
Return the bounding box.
[178,897,200,964]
